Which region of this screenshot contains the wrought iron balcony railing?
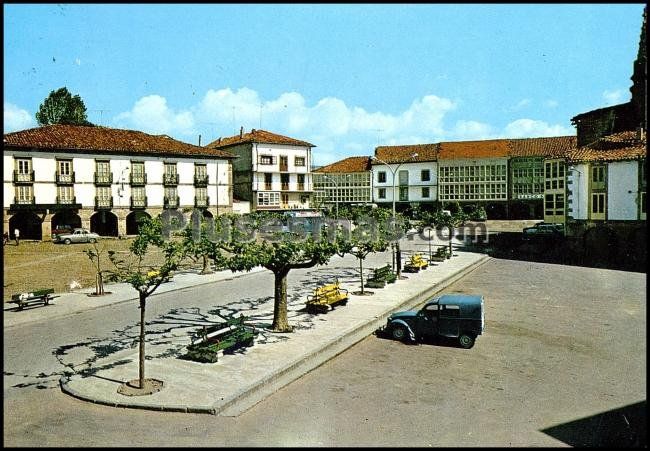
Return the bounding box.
[13,170,34,184]
[55,172,76,184]
[94,173,113,185]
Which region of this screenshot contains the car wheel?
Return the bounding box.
[64,238,72,245]
[458,333,475,349]
[89,238,96,243]
[391,325,408,342]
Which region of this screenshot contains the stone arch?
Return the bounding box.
[126,211,151,235]
[51,211,82,233]
[90,211,119,237]
[9,211,43,241]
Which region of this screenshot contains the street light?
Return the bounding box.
[371,152,418,279]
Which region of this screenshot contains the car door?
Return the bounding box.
[438,304,461,337]
[418,303,440,338]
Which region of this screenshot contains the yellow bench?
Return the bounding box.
[306,281,349,313]
[403,253,429,273]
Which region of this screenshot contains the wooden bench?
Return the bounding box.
[429,246,451,262]
[184,315,258,363]
[306,281,349,313]
[365,264,397,288]
[10,288,56,310]
[403,253,429,273]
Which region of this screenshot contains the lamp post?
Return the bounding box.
[371,153,418,279]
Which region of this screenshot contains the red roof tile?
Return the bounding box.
[313,156,371,173]
[566,131,646,162]
[374,144,438,164]
[507,136,577,157]
[437,139,510,159]
[3,124,236,158]
[205,128,315,149]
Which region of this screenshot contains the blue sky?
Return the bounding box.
[3,3,646,166]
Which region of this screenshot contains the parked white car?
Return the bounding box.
[53,228,100,244]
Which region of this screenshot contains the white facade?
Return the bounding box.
[372,161,438,204]
[607,161,640,220]
[567,163,589,220]
[4,151,231,210]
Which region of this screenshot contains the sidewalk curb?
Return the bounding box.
[4,268,265,330]
[59,254,491,416]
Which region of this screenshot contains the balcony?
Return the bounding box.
[163,196,180,209]
[264,183,273,191]
[13,197,35,205]
[163,173,179,186]
[194,174,209,187]
[130,197,148,209]
[297,183,305,191]
[194,196,210,208]
[94,173,113,185]
[95,197,113,210]
[281,183,290,191]
[56,196,77,205]
[130,173,147,185]
[55,172,76,184]
[13,170,34,184]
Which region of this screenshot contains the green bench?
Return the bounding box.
[184,315,258,363]
[403,253,429,273]
[10,288,56,310]
[364,264,397,288]
[429,246,452,262]
[306,281,349,313]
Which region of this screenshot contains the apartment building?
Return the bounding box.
[3,124,235,240]
[312,156,372,210]
[206,128,314,212]
[372,144,438,211]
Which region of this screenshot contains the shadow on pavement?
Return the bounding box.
[540,400,646,447]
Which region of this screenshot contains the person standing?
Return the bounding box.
[14,228,20,245]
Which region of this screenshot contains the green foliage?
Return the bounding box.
[36,87,92,126]
[108,217,185,297]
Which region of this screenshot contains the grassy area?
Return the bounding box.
[2,238,188,302]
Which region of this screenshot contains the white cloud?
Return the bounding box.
[113,95,196,136]
[544,99,559,108]
[111,87,573,165]
[502,119,574,138]
[602,89,625,105]
[4,103,36,132]
[508,98,531,112]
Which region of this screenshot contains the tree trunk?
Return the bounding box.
[201,254,213,274]
[448,225,453,256]
[138,292,146,388]
[96,273,104,295]
[359,257,364,294]
[271,268,292,332]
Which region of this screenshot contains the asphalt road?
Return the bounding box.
[4,256,645,446]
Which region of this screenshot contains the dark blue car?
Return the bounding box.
[381,294,485,348]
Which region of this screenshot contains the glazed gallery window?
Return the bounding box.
[294,156,305,167]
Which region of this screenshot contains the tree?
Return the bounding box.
[108,217,185,391]
[201,212,344,333]
[36,87,92,126]
[83,241,110,296]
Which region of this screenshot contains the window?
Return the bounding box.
[96,160,110,175]
[398,170,409,186]
[378,188,386,199]
[96,186,111,199]
[279,156,289,171]
[57,185,74,203]
[257,192,280,206]
[281,174,290,190]
[58,160,72,175]
[260,155,274,165]
[378,171,387,183]
[591,193,606,214]
[297,174,305,190]
[195,164,207,177]
[132,186,146,200]
[421,187,430,198]
[399,186,408,201]
[592,166,605,183]
[16,159,31,174]
[264,173,273,190]
[15,185,33,203]
[421,169,430,182]
[294,156,305,167]
[441,305,460,318]
[164,163,177,175]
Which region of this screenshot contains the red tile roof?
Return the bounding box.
[437,139,510,159]
[374,144,438,164]
[313,156,371,173]
[3,124,236,158]
[205,128,315,149]
[507,136,577,157]
[565,131,646,162]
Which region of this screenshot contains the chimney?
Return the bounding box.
[198,134,201,146]
[252,128,256,133]
[240,126,243,138]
